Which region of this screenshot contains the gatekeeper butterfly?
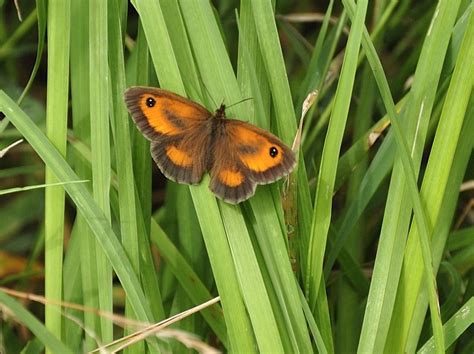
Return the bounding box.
[124,87,296,204]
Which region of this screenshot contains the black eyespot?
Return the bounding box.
[146,97,156,107]
[269,146,278,158]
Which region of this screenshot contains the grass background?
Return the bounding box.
[0,0,473,353]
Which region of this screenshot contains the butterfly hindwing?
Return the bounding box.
[224,119,296,183]
[208,119,296,204]
[150,138,208,185]
[208,151,257,204]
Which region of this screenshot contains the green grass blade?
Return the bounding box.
[447,227,474,253]
[249,0,297,141]
[129,22,152,230]
[127,22,166,322]
[62,217,85,349]
[305,0,367,311]
[298,287,327,354]
[418,297,474,354]
[149,219,228,346]
[69,0,98,348]
[0,180,86,196]
[160,0,201,95]
[335,59,376,353]
[396,9,474,347]
[44,0,70,346]
[17,0,47,105]
[296,0,336,108]
[190,184,256,353]
[247,195,313,353]
[220,203,285,353]
[89,0,113,342]
[132,0,184,93]
[333,115,390,193]
[236,1,271,128]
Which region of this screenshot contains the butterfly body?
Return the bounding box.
[124,86,296,204]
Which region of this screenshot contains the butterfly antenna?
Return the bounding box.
[226,97,253,109]
[199,79,219,108]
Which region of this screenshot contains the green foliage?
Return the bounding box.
[0,1,473,353]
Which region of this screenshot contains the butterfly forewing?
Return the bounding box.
[124,87,211,184]
[124,87,211,140]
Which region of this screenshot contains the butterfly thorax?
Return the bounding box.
[214,104,227,121]
[207,106,231,171]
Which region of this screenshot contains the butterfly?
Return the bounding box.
[124,86,296,204]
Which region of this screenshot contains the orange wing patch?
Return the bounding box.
[165,146,193,167]
[231,126,284,172]
[239,143,283,172]
[218,169,245,187]
[139,97,190,136]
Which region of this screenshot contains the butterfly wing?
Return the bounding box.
[209,119,296,204]
[209,152,257,204]
[124,87,212,184]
